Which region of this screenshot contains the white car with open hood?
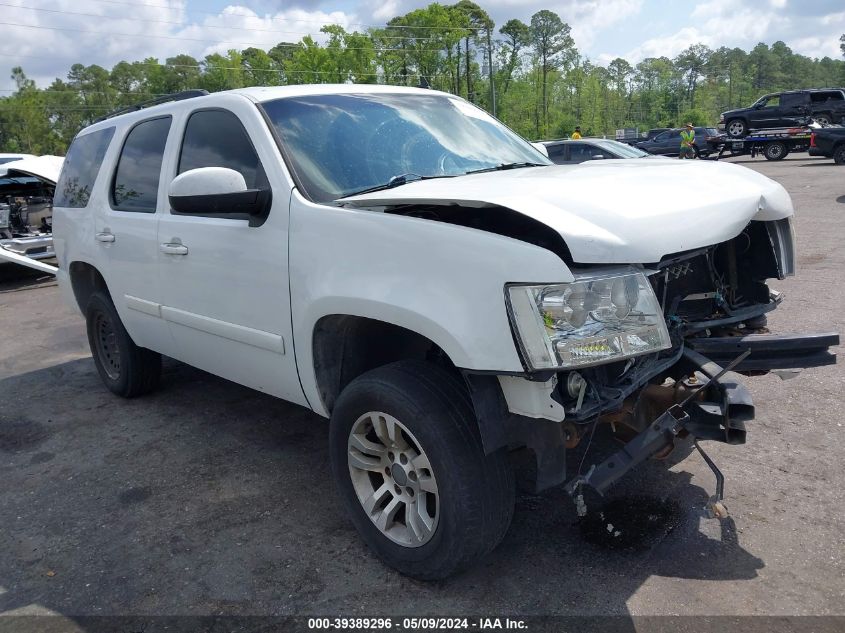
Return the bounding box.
[0,155,63,273]
[53,85,838,580]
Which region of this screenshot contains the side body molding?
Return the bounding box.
[125,295,285,354]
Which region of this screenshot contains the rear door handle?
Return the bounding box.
[95,232,115,243]
[160,242,188,256]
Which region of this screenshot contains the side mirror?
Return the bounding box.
[591,154,606,160]
[168,167,271,221]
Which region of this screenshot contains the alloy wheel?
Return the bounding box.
[347,411,439,547]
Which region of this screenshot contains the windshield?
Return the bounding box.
[593,140,648,158]
[261,93,550,203]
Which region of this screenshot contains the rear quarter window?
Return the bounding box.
[54,127,115,208]
[811,91,844,103]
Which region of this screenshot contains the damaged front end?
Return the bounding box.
[469,218,838,511]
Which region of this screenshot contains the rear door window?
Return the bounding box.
[111,116,172,213]
[780,93,806,108]
[54,127,115,208]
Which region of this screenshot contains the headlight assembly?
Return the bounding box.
[506,268,672,371]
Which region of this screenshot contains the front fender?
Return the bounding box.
[289,190,573,416]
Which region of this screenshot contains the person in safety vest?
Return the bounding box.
[679,123,696,159]
[571,126,582,139]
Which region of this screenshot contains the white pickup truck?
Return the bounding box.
[53,85,838,579]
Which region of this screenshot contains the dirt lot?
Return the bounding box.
[0,155,843,625]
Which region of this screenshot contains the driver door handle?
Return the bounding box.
[95,231,115,243]
[160,242,188,256]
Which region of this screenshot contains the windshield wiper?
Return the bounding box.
[340,173,452,198]
[465,162,547,175]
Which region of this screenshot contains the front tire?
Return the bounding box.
[814,114,832,126]
[329,360,514,580]
[86,291,161,398]
[727,118,747,138]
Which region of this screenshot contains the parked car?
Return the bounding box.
[644,127,671,140]
[808,126,845,164]
[543,138,657,164]
[720,89,845,137]
[0,155,62,264]
[635,127,721,156]
[53,86,837,580]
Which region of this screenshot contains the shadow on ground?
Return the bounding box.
[0,355,764,625]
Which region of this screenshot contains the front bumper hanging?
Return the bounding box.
[564,329,838,513]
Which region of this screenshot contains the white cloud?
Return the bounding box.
[371,0,401,22]
[615,0,845,65]
[0,0,356,90]
[620,27,711,62]
[567,0,643,49]
[175,6,357,58]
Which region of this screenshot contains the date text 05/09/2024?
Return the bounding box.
[307,617,528,629]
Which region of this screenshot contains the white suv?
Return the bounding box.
[53,85,837,579]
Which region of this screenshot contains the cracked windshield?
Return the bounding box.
[262,92,549,202]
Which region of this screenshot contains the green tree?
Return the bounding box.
[200,51,245,91]
[162,55,202,92]
[674,44,711,109]
[528,10,575,136]
[497,19,530,95]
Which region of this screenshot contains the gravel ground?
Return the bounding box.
[0,155,843,626]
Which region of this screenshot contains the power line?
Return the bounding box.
[0,54,427,79]
[0,20,472,53]
[82,0,487,31]
[0,3,470,43]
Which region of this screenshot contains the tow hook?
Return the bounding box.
[565,350,750,517]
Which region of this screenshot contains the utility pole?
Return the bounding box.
[728,60,733,106]
[486,27,496,116]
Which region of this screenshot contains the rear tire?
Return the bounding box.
[85,291,161,398]
[726,118,747,138]
[329,360,514,580]
[833,145,845,165]
[764,141,788,161]
[814,114,832,126]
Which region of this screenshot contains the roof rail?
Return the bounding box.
[94,89,209,123]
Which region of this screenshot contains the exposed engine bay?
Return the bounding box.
[1,183,53,238]
[555,217,801,425]
[0,160,59,264]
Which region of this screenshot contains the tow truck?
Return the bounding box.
[712,125,815,161]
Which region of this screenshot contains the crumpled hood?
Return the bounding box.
[343,159,794,263]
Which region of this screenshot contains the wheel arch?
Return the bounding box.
[68,260,110,313]
[311,313,464,415]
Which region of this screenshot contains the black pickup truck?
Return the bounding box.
[809,126,845,164]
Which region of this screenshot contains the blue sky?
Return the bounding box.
[1,0,843,91]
